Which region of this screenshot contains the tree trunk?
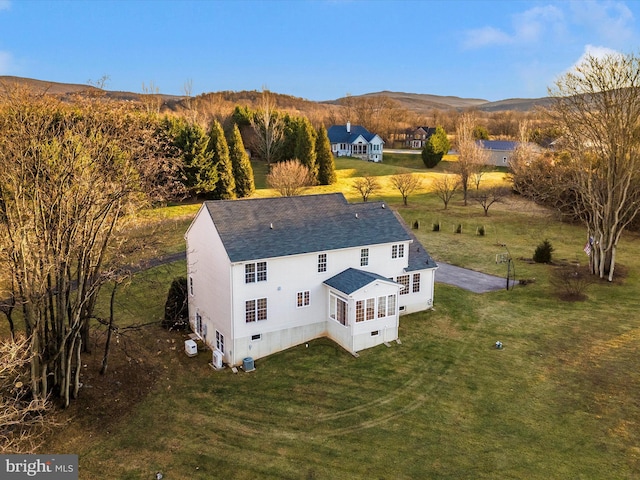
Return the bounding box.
[100,284,118,375]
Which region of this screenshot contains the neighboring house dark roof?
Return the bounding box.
[478,140,519,151]
[405,126,436,135]
[417,126,436,136]
[202,193,415,262]
[327,124,382,144]
[323,268,397,295]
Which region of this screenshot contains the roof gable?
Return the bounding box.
[324,268,398,295]
[199,193,412,262]
[327,124,378,144]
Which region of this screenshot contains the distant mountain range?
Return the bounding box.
[0,76,553,114]
[332,91,553,112]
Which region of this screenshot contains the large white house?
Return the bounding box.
[185,193,437,367]
[327,123,385,162]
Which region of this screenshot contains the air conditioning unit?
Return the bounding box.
[212,349,223,369]
[184,339,198,357]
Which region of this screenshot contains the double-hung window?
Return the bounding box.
[246,298,268,322]
[297,291,310,308]
[360,248,369,267]
[216,330,225,353]
[412,273,421,293]
[377,296,387,318]
[392,244,405,259]
[397,275,410,295]
[318,253,327,273]
[245,262,267,283]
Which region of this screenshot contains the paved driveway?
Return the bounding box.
[435,262,513,293]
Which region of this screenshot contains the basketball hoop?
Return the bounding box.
[496,252,510,264]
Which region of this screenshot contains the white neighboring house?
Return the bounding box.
[327,122,385,162]
[185,193,437,367]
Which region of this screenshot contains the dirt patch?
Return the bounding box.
[41,324,186,451]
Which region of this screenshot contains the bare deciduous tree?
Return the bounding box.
[0,90,154,407]
[182,78,197,123]
[455,113,489,205]
[141,81,162,113]
[548,51,640,280]
[471,186,511,216]
[266,159,315,196]
[0,335,52,453]
[433,175,459,209]
[352,175,381,202]
[250,89,284,164]
[390,173,422,206]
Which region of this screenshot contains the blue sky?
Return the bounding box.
[0,0,638,101]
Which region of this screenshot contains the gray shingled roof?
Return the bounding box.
[323,268,397,295]
[407,230,438,271]
[203,193,414,262]
[478,140,519,151]
[327,124,380,144]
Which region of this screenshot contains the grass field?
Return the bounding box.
[31,153,640,478]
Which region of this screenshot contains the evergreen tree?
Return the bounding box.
[162,116,214,197]
[421,125,450,168]
[278,114,297,162]
[473,125,490,140]
[294,117,317,179]
[231,105,252,126]
[163,277,188,330]
[316,125,336,185]
[227,123,255,198]
[207,119,236,200]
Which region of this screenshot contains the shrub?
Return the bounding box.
[455,224,462,234]
[163,276,189,330]
[550,264,595,301]
[432,222,440,232]
[477,225,485,236]
[413,220,420,230]
[533,239,554,263]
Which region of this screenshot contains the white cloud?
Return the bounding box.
[512,5,565,43]
[0,1,10,11]
[551,44,623,88]
[570,44,622,70]
[570,0,635,47]
[462,4,565,49]
[462,26,512,49]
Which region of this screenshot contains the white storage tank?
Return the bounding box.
[184,339,198,357]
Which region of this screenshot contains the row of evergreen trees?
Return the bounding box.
[161,117,255,200]
[232,105,336,185]
[162,107,337,201]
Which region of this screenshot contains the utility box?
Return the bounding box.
[212,349,224,369]
[185,339,198,357]
[243,357,255,372]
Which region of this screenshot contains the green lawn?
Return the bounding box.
[31,155,640,478]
